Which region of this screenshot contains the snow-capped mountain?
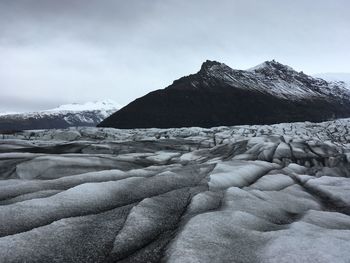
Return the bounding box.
[192,60,350,100]
[0,100,120,130]
[99,60,350,128]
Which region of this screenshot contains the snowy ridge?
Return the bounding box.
[247,60,295,72]
[0,100,120,130]
[0,100,120,118]
[0,112,21,117]
[199,60,350,100]
[46,100,121,113]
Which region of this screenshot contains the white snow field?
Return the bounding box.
[1,119,350,262]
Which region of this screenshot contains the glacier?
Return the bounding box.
[0,119,350,262]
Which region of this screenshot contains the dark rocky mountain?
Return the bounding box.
[98,60,350,129]
[0,100,119,131]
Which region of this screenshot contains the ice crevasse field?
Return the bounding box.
[0,119,350,262]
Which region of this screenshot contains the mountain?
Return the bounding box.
[98,60,350,128]
[0,100,120,131]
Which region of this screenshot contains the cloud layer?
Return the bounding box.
[1,0,349,111]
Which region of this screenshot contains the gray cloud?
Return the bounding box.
[0,0,349,111]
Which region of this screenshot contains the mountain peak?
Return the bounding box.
[45,100,121,113]
[200,60,225,71]
[248,60,295,73]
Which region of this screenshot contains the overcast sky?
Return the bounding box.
[1,0,349,112]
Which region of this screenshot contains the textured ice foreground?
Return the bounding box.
[1,119,350,262]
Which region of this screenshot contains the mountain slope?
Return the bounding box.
[98,60,350,128]
[0,100,120,131]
